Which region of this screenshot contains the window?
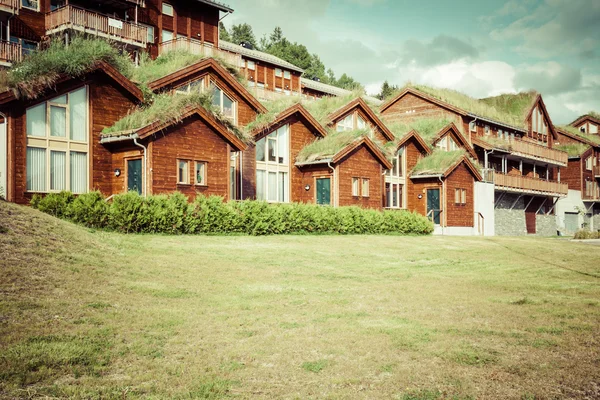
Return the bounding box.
[337,114,354,132]
[586,156,593,171]
[275,68,282,77]
[386,148,404,208]
[247,60,256,71]
[255,124,289,202]
[357,115,366,130]
[484,125,490,135]
[362,178,369,197]
[161,29,173,43]
[455,188,467,205]
[591,124,598,134]
[283,70,291,79]
[178,160,189,184]
[25,87,88,193]
[162,2,174,16]
[176,78,204,95]
[580,126,587,133]
[386,183,403,208]
[21,0,38,11]
[142,24,155,43]
[195,162,206,185]
[469,121,476,132]
[210,82,236,124]
[10,37,38,56]
[352,177,359,196]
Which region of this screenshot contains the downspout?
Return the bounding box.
[469,116,478,144]
[133,138,147,197]
[327,160,335,207]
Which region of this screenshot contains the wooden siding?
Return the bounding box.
[297,164,333,204]
[445,163,475,227]
[561,159,583,192]
[147,116,231,200]
[289,117,322,202]
[337,145,384,209]
[409,177,441,222]
[381,92,462,126]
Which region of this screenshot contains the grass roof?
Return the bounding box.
[557,125,600,145]
[0,36,134,100]
[387,84,536,129]
[383,117,454,148]
[296,129,389,163]
[131,50,244,88]
[303,92,366,125]
[554,143,591,158]
[244,96,302,133]
[411,149,467,176]
[102,92,250,143]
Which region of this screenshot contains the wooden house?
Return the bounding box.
[380,86,568,235]
[553,123,600,233]
[570,114,600,136]
[0,61,144,204]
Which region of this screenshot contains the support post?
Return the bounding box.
[510,194,523,210]
[535,197,548,215]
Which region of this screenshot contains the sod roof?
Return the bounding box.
[554,143,591,158]
[410,149,481,179]
[556,125,600,146]
[383,117,455,148]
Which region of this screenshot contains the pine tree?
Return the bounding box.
[219,22,231,42]
[230,23,258,48]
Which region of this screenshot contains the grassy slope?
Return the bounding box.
[1,201,600,399]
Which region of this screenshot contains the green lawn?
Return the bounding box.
[1,201,599,399]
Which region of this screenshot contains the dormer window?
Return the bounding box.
[210,82,236,124]
[435,135,458,151]
[336,112,368,132]
[175,78,204,95]
[591,124,598,134]
[580,126,587,133]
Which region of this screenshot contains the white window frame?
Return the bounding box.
[195,161,207,186]
[362,178,369,198]
[337,114,354,132]
[21,0,39,11]
[175,77,205,95]
[161,29,174,43]
[25,86,89,194]
[247,60,256,71]
[469,121,476,132]
[352,177,360,197]
[283,70,291,79]
[385,147,406,209]
[141,24,155,43]
[177,159,190,184]
[210,81,237,125]
[275,68,282,77]
[255,124,290,203]
[162,2,174,16]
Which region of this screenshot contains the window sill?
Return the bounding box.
[176,183,192,187]
[194,184,208,188]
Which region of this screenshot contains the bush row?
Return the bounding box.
[574,230,600,240]
[31,191,434,236]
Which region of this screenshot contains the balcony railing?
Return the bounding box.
[493,172,568,196]
[477,137,568,166]
[0,41,22,65]
[159,38,242,68]
[247,86,304,102]
[0,0,19,15]
[46,5,148,48]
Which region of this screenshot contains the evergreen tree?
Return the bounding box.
[377,80,397,100]
[230,23,258,48]
[219,22,231,42]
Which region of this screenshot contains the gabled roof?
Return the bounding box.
[523,94,558,139]
[555,125,600,147]
[251,103,328,139]
[381,87,466,116]
[431,123,478,158]
[0,61,143,106]
[101,105,247,151]
[147,58,267,114]
[411,152,482,181]
[394,129,432,155]
[325,97,395,141]
[296,135,392,169]
[300,78,382,105]
[219,41,304,73]
[569,113,600,128]
[195,0,233,13]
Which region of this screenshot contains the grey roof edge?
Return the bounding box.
[467,113,527,133]
[219,41,304,73]
[100,132,140,144]
[196,0,233,13]
[409,173,444,179]
[295,158,333,167]
[300,78,382,105]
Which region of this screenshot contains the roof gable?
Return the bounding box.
[0,61,143,106]
[445,156,482,181]
[525,95,558,139]
[327,97,395,141]
[135,106,247,151]
[332,137,393,170]
[395,130,432,155]
[380,87,467,117]
[432,123,478,158]
[252,103,328,140]
[148,58,267,114]
[569,114,600,128]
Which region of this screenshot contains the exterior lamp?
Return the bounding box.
[114,169,121,177]
[304,184,311,191]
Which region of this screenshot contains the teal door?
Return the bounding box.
[127,159,142,195]
[427,188,441,225]
[316,178,331,205]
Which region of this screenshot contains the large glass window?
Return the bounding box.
[162,29,173,43]
[25,86,88,193]
[337,114,354,132]
[22,0,39,11]
[385,147,405,208]
[255,124,289,202]
[210,82,236,124]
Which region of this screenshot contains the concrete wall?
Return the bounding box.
[474,182,495,236]
[555,189,585,234]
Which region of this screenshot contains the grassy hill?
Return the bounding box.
[1,201,599,399]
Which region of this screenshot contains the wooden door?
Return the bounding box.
[127,159,142,195]
[316,177,331,205]
[427,188,441,225]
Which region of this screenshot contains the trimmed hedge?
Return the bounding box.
[574,230,600,240]
[31,191,434,236]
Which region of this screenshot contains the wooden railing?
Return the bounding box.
[494,172,568,196]
[510,138,568,166]
[46,5,148,47]
[159,38,242,67]
[247,86,304,102]
[481,168,495,183]
[0,0,19,14]
[0,41,22,64]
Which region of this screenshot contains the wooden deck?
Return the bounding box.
[45,5,148,48]
[159,38,242,67]
[510,138,568,166]
[0,0,19,15]
[493,172,568,196]
[0,41,22,66]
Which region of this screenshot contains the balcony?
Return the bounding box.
[492,171,568,196]
[0,41,22,66]
[475,137,568,167]
[159,38,242,68]
[46,5,148,48]
[0,0,19,15]
[247,86,305,102]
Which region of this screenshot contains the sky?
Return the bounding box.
[222,0,600,125]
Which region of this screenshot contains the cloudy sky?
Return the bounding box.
[222,0,600,125]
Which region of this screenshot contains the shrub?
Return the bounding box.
[31,191,74,218]
[31,192,434,236]
[574,230,600,240]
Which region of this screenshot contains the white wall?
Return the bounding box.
[474,182,495,236]
[556,190,586,233]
